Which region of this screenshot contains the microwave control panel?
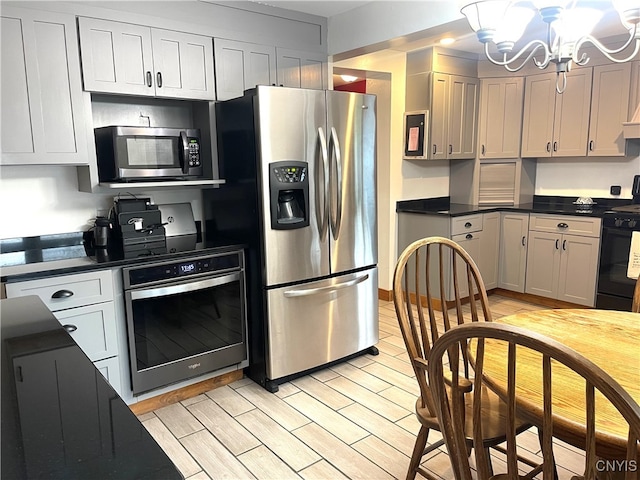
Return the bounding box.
[188,139,200,167]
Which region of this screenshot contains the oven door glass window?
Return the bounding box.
[130,276,244,372]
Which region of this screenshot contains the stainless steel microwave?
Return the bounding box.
[95,126,203,182]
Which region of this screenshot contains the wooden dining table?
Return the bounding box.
[478,308,640,460]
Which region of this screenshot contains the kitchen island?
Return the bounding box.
[0,296,183,479]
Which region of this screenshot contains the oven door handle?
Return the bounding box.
[130,272,241,300]
[283,273,369,298]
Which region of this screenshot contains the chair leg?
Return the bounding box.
[482,447,494,477]
[406,425,430,480]
[537,427,559,480]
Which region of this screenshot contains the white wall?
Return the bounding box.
[535,155,640,198]
[0,166,204,239]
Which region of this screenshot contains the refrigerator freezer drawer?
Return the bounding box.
[265,267,379,380]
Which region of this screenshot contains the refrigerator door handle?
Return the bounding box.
[329,126,343,240]
[283,273,369,298]
[317,127,330,240]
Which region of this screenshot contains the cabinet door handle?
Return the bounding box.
[465,234,473,239]
[51,289,73,299]
[464,222,472,228]
[481,144,485,156]
[433,144,437,155]
[557,222,569,229]
[146,71,152,87]
[555,239,559,250]
[156,72,163,88]
[62,324,78,333]
[562,239,567,250]
[553,141,558,152]
[448,144,453,155]
[546,142,551,152]
[522,236,526,246]
[589,140,594,151]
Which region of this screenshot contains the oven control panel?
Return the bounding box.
[603,215,640,230]
[125,252,241,288]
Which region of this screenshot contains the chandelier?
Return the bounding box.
[460,0,640,93]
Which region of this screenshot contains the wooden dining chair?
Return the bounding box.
[392,236,545,480]
[428,322,640,480]
[632,275,640,313]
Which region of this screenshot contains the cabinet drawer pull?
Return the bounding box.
[63,324,78,333]
[562,239,567,250]
[465,234,473,240]
[448,144,453,154]
[557,222,569,229]
[481,144,485,156]
[51,289,74,299]
[589,140,594,151]
[522,236,526,246]
[555,239,559,250]
[553,141,558,152]
[464,222,472,228]
[546,142,551,152]
[156,72,163,88]
[146,71,152,87]
[433,144,437,155]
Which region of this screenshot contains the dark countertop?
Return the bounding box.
[0,231,247,283]
[0,296,183,479]
[396,195,631,218]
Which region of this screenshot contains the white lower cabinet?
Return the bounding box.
[525,214,601,306]
[498,212,529,293]
[5,269,124,396]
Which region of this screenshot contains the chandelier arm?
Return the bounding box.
[484,40,551,70]
[574,36,640,64]
[573,23,638,60]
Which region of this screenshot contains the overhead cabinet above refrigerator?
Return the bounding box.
[209,86,378,392]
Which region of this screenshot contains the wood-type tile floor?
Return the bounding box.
[138,295,588,479]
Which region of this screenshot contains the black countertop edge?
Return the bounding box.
[396,195,633,218]
[0,296,183,480]
[1,238,248,283]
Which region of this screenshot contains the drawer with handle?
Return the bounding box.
[451,214,483,236]
[528,214,601,237]
[5,270,114,311]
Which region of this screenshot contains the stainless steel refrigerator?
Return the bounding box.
[208,86,378,392]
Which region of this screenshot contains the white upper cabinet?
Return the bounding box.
[214,38,276,101]
[587,63,632,156]
[276,48,326,90]
[521,69,592,158]
[78,17,215,100]
[1,7,87,165]
[477,77,524,159]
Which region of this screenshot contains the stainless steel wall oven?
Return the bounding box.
[123,250,247,394]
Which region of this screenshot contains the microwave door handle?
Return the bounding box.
[179,130,189,174]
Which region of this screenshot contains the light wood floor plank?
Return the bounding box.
[352,434,412,479]
[325,375,411,422]
[298,460,349,480]
[291,375,354,410]
[375,339,406,357]
[237,445,301,480]
[181,429,256,480]
[370,350,415,377]
[309,367,340,383]
[187,398,260,456]
[378,385,419,413]
[274,381,301,399]
[185,471,211,480]
[293,423,394,480]
[235,382,311,431]
[329,362,392,393]
[284,391,369,445]
[361,361,419,396]
[153,402,205,439]
[205,385,256,417]
[181,394,207,407]
[142,416,202,478]
[235,408,321,472]
[339,402,418,454]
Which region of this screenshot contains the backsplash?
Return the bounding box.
[0,166,204,239]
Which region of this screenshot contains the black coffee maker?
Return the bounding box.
[633,175,640,204]
[110,197,167,258]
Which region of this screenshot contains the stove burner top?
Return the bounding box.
[610,204,640,214]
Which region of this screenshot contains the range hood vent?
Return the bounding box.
[623,102,640,139]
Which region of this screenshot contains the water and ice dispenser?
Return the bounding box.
[269,161,309,229]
